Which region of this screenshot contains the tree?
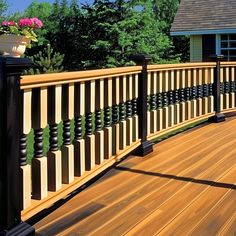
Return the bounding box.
[0,0,8,21]
[25,44,64,74]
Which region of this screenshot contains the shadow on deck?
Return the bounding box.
[34,117,236,236]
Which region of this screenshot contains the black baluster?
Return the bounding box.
[85,112,93,135]
[63,120,71,145]
[230,81,235,93]
[156,93,162,108]
[220,82,224,94]
[75,116,83,140]
[132,98,137,116]
[34,128,43,158]
[203,84,209,97]
[119,102,126,121]
[225,81,230,93]
[174,90,179,104]
[192,86,196,100]
[168,91,173,105]
[104,107,111,127]
[185,87,190,101]
[179,88,185,102]
[20,134,27,166]
[162,92,168,106]
[49,124,58,151]
[126,100,132,118]
[95,110,102,131]
[197,85,203,98]
[112,105,119,124]
[209,83,213,96]
[150,94,156,110]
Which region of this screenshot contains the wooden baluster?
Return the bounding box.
[47,85,62,191]
[197,68,203,116]
[94,80,104,164]
[230,67,235,108]
[150,72,157,134]
[104,78,112,159]
[112,76,120,155]
[132,73,139,141]
[202,68,208,115]
[61,83,74,183]
[85,81,96,170]
[208,68,215,113]
[223,67,230,110]
[74,82,85,176]
[173,70,180,125]
[168,70,175,127]
[119,75,127,150]
[146,72,151,135]
[126,74,133,145]
[157,71,163,131]
[191,69,197,118]
[179,69,186,123]
[162,71,169,129]
[20,89,32,209]
[31,87,48,200]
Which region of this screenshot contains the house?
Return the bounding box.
[170,0,236,62]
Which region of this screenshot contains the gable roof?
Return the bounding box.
[171,0,236,36]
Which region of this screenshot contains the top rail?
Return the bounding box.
[147,62,216,71]
[20,66,142,89]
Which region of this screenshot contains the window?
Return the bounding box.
[220,34,236,61]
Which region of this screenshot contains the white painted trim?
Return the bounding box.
[171,29,236,36]
[216,34,221,55]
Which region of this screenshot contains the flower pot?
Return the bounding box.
[0,35,30,57]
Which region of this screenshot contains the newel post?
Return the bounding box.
[0,57,35,235]
[131,55,153,156]
[209,55,226,122]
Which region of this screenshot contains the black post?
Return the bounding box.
[208,55,226,123]
[0,57,35,235]
[131,55,153,156]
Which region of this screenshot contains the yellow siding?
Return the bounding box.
[190,35,203,62]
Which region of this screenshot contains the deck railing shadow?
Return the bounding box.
[0,55,236,235]
[115,166,236,190]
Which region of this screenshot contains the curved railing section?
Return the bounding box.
[20,66,142,219]
[146,63,216,140]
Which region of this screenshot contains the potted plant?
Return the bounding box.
[0,17,43,57]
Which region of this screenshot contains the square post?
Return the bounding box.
[0,57,35,235]
[131,55,153,156]
[208,54,226,122]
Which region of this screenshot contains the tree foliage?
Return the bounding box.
[6,0,190,71]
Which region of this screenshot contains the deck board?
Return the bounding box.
[34,117,236,236]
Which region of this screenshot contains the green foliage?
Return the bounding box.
[0,0,7,21]
[6,0,190,70]
[26,44,64,74]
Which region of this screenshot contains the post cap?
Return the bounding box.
[130,54,152,65]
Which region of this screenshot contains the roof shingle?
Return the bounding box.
[171,0,236,35]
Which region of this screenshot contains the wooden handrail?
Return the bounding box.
[20,66,142,89]
[147,62,216,71]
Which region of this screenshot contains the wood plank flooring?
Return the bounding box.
[34,117,236,236]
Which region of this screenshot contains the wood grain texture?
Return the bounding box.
[34,117,236,236]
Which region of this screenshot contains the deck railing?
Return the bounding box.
[0,55,235,235]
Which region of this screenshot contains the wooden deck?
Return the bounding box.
[34,117,236,236]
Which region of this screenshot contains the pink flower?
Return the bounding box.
[31,18,43,29]
[2,21,15,26]
[18,18,33,28]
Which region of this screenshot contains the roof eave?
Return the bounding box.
[170,28,236,36]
